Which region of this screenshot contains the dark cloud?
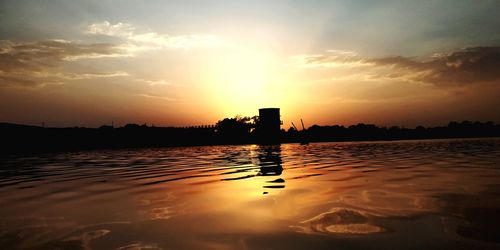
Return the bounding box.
[370,47,500,85]
[298,47,500,86]
[0,40,130,87]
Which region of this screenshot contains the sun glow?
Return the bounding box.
[205,48,290,117]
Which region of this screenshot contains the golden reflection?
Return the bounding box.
[64,229,111,249]
[325,224,384,234]
[296,208,385,235]
[148,207,175,220]
[2,140,500,249]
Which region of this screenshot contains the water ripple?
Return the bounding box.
[1,138,500,249]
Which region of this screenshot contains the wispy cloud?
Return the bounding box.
[137,93,173,101]
[85,21,227,50]
[56,71,130,80]
[294,47,500,86]
[292,50,372,68]
[0,70,129,88]
[85,21,135,37]
[0,21,228,88]
[137,79,172,86]
[0,39,131,87]
[369,47,500,85]
[0,40,131,67]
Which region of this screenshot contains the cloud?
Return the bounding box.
[295,46,500,86]
[370,47,500,85]
[137,79,171,86]
[0,20,227,88]
[129,32,224,49]
[137,93,173,101]
[85,21,227,50]
[0,39,131,87]
[0,39,131,70]
[56,71,130,80]
[85,21,135,37]
[292,50,372,68]
[0,70,129,88]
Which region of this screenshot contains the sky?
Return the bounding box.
[1,0,500,128]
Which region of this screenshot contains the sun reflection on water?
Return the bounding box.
[1,139,500,249]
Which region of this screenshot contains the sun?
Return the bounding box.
[205,48,284,116]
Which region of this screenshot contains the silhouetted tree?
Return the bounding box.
[215,116,255,143]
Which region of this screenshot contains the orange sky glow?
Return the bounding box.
[1,1,500,128]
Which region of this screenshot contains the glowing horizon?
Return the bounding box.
[1,1,500,128]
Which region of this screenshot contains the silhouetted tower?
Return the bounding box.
[258,108,281,144]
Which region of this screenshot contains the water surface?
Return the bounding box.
[1,138,500,249]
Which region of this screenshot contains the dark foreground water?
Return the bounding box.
[1,138,500,250]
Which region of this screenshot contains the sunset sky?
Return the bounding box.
[1,0,500,128]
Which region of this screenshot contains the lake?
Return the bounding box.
[1,138,500,249]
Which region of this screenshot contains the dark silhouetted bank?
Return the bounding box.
[1,119,500,155]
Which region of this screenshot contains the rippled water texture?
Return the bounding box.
[1,138,500,249]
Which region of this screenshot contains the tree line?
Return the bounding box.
[1,118,499,155]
